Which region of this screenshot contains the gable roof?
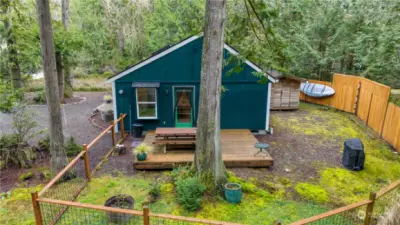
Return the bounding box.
[105,34,277,83]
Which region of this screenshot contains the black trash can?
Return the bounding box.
[132,123,143,138]
[342,138,365,171]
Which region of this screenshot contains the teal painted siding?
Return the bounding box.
[114,37,268,131]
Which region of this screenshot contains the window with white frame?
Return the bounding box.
[136,88,157,119]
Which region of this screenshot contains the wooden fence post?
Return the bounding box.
[111,121,116,146]
[364,192,376,225]
[82,144,91,180]
[143,205,150,225]
[119,113,125,138]
[274,220,282,225]
[31,192,43,225]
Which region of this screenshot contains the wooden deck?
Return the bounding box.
[133,129,273,169]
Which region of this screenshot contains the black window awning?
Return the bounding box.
[132,82,160,88]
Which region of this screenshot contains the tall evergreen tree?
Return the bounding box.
[195,0,227,192]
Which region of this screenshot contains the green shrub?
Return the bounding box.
[37,136,50,152]
[149,182,161,199]
[73,86,109,92]
[295,183,329,203]
[64,137,82,156]
[33,90,46,104]
[175,177,206,211]
[171,166,194,182]
[19,172,34,181]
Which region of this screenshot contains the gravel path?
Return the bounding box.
[0,92,111,145]
[0,92,116,192]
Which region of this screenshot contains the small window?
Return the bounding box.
[136,88,157,119]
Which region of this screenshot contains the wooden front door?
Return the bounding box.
[174,88,194,128]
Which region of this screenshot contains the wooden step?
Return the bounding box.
[152,139,196,145]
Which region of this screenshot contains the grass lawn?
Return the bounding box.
[1,103,399,225]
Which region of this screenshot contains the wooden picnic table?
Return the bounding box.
[153,128,197,153]
[155,128,196,138]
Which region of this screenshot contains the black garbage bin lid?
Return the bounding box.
[345,138,363,150]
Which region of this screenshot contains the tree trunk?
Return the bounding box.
[117,28,125,54]
[62,0,73,98]
[194,0,227,192]
[55,51,64,102]
[1,0,22,89]
[61,0,69,29]
[36,0,69,175]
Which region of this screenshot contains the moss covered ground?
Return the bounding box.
[1,103,399,224]
[268,103,400,205]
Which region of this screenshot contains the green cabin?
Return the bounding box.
[105,35,277,132]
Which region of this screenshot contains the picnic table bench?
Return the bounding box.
[152,128,197,153]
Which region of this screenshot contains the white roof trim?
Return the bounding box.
[106,34,277,83]
[223,44,277,83]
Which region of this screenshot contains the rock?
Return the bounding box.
[115,144,126,155]
[284,168,291,173]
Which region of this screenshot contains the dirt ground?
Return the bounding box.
[1,98,398,196]
[0,92,114,192]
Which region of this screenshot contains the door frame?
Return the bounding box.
[172,86,196,127]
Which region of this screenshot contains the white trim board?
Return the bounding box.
[112,82,118,133]
[105,35,277,83]
[265,82,272,131]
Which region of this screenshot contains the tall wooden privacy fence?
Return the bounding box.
[300,73,400,152]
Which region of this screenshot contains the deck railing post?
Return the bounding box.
[364,192,376,225]
[119,113,125,138]
[82,144,91,180]
[31,191,43,225]
[111,120,116,146]
[143,205,150,225]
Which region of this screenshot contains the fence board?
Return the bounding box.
[330,74,361,113]
[298,73,397,152]
[382,103,400,152]
[366,81,391,133]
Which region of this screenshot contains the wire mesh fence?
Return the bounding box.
[39,201,143,225]
[301,204,367,225]
[373,185,400,224]
[40,153,88,201]
[30,113,400,225]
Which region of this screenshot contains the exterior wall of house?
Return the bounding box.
[113,37,269,131]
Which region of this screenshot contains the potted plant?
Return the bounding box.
[134,143,151,161]
[224,183,242,203]
[104,194,134,222]
[103,95,113,103]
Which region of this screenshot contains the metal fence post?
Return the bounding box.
[31,192,43,225]
[143,205,150,225]
[119,113,125,138]
[82,144,91,180]
[364,192,376,225]
[111,120,116,146]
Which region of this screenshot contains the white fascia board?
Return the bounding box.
[223,44,278,83]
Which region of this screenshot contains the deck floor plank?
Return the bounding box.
[134,129,273,169]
